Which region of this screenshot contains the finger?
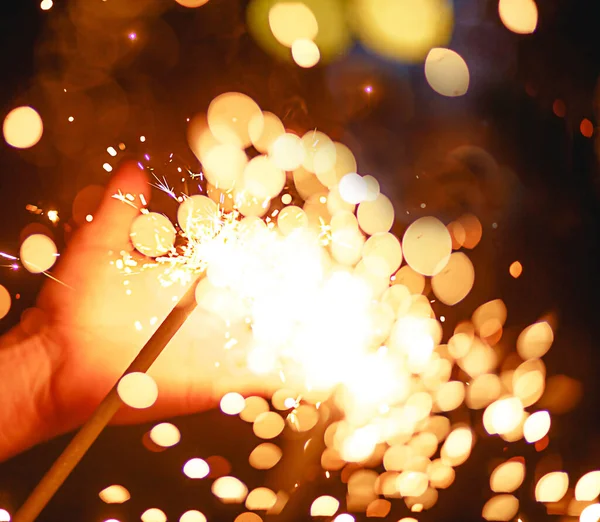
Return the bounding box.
[81,161,151,251]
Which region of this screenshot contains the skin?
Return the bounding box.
[0,162,270,462]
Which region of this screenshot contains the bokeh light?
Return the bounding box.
[402,217,451,276]
[498,0,538,34]
[149,423,181,448]
[179,511,207,522]
[535,471,569,502]
[212,476,249,503]
[0,285,11,320]
[117,372,159,409]
[268,2,318,47]
[130,213,176,258]
[99,485,130,504]
[141,508,167,522]
[424,48,469,97]
[20,234,58,274]
[3,106,43,149]
[291,39,321,68]
[220,392,246,415]
[183,458,210,479]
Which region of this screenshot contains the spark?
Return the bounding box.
[47,210,59,223]
[150,174,177,200]
[0,252,18,261]
[128,32,137,41]
[112,191,139,210]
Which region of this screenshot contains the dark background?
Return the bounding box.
[1,0,600,521]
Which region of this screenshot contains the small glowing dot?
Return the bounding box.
[284,397,296,409]
[118,142,126,150]
[140,135,146,142]
[509,261,523,278]
[128,32,137,41]
[68,116,74,122]
[365,86,373,94]
[581,118,594,138]
[40,0,53,10]
[107,146,117,157]
[103,163,113,172]
[47,210,59,223]
[183,458,210,479]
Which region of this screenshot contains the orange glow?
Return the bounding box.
[3,106,43,149]
[509,261,523,278]
[292,39,321,68]
[246,487,277,511]
[310,495,340,517]
[179,511,206,522]
[0,285,11,320]
[141,509,167,522]
[220,392,246,415]
[482,494,519,521]
[553,100,566,118]
[249,443,282,469]
[581,119,594,138]
[212,476,249,503]
[253,411,285,439]
[498,0,538,34]
[575,472,600,501]
[175,0,210,7]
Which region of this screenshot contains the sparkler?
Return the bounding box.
[12,92,583,522]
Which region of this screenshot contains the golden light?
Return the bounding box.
[240,396,270,422]
[243,155,286,199]
[291,39,321,68]
[523,410,551,443]
[431,252,475,305]
[362,232,402,276]
[366,499,391,517]
[440,426,473,466]
[435,381,465,412]
[141,508,167,522]
[517,321,554,360]
[179,511,207,522]
[212,476,249,503]
[3,106,43,149]
[130,212,176,258]
[581,119,594,138]
[428,459,455,489]
[498,0,538,35]
[302,130,336,175]
[246,487,277,511]
[457,213,482,249]
[287,404,319,432]
[575,472,600,502]
[249,111,285,153]
[103,163,113,173]
[268,2,318,47]
[397,471,428,497]
[482,494,519,521]
[472,299,507,337]
[293,167,327,201]
[319,142,358,189]
[277,206,308,235]
[580,504,600,522]
[485,397,524,435]
[349,0,454,63]
[47,210,59,224]
[40,0,53,10]
[310,495,340,517]
[234,514,262,522]
[175,0,210,6]
[339,173,368,205]
[207,92,262,148]
[149,423,181,448]
[183,458,210,479]
[220,392,246,415]
[99,485,131,504]
[333,515,355,522]
[116,372,158,409]
[249,443,282,469]
[253,411,285,439]
[402,217,452,276]
[0,285,11,320]
[0,510,9,522]
[424,48,470,97]
[270,133,305,171]
[357,194,395,235]
[509,261,523,278]
[535,472,569,502]
[20,234,58,274]
[203,144,248,191]
[490,460,525,493]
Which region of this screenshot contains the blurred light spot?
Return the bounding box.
[523,410,550,443]
[581,119,594,138]
[249,442,282,469]
[580,503,600,522]
[509,261,522,278]
[310,495,340,517]
[366,499,391,517]
[498,0,538,34]
[357,193,395,235]
[431,252,474,305]
[141,509,167,522]
[179,511,206,522]
[212,476,249,503]
[575,472,600,502]
[208,92,262,149]
[99,485,130,504]
[517,321,553,360]
[246,487,277,511]
[244,155,286,199]
[0,510,10,522]
[128,32,137,41]
[253,411,285,439]
[234,514,262,522]
[40,0,53,9]
[86,214,93,222]
[130,212,176,258]
[149,423,181,448]
[20,234,57,273]
[553,100,566,118]
[486,397,524,435]
[175,0,210,6]
[117,372,158,409]
[482,494,519,521]
[240,396,270,422]
[3,106,43,149]
[67,116,74,123]
[535,472,569,502]
[490,460,525,493]
[339,173,368,204]
[103,163,113,172]
[249,111,285,154]
[268,2,318,47]
[292,39,321,68]
[424,48,469,97]
[402,217,451,276]
[397,471,428,497]
[107,146,117,157]
[221,392,246,415]
[270,133,305,171]
[183,458,210,479]
[0,286,11,320]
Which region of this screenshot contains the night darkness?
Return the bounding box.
[2,1,600,521]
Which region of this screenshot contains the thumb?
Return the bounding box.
[81,161,151,251]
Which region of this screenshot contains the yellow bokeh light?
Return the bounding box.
[580,503,600,522]
[397,471,428,497]
[362,232,403,277]
[292,39,321,68]
[310,495,340,517]
[130,212,176,258]
[482,494,519,521]
[339,173,368,205]
[175,0,210,6]
[366,499,391,517]
[249,442,282,469]
[207,92,262,148]
[535,472,569,503]
[402,217,451,276]
[498,0,538,34]
[99,484,131,504]
[270,133,305,171]
[20,234,58,274]
[523,410,550,443]
[249,111,285,154]
[268,2,318,47]
[509,260,523,278]
[3,106,43,149]
[240,396,270,422]
[575,472,600,502]
[203,144,248,191]
[485,397,524,435]
[179,511,207,522]
[490,460,525,493]
[183,458,210,479]
[141,508,167,522]
[40,0,53,10]
[441,426,472,466]
[253,411,285,439]
[243,155,286,199]
[246,487,277,511]
[220,392,246,415]
[177,195,218,236]
[357,194,395,235]
[212,476,249,503]
[431,252,475,305]
[0,285,11,320]
[301,130,336,174]
[350,0,454,62]
[117,372,158,409]
[424,48,470,97]
[517,321,554,360]
[278,206,308,235]
[149,423,181,448]
[333,515,355,522]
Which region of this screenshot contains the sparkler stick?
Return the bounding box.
[14,277,201,522]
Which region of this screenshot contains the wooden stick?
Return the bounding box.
[14,278,201,522]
